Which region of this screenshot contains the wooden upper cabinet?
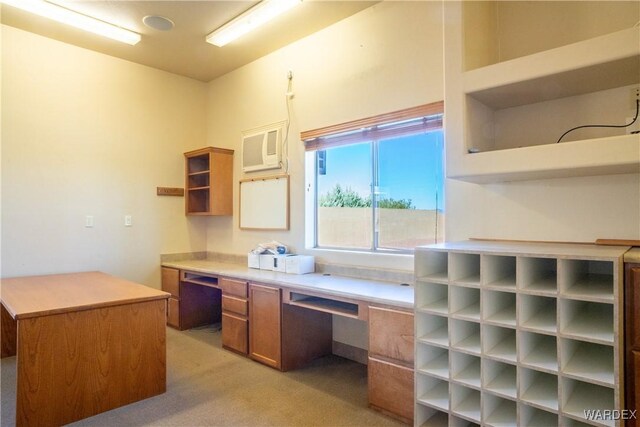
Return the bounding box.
[184,147,234,216]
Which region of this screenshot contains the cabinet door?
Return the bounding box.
[222,312,248,355]
[249,283,281,369]
[167,297,180,329]
[161,267,180,298]
[369,306,414,365]
[368,357,414,423]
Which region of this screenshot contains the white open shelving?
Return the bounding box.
[414,240,627,427]
[444,0,640,184]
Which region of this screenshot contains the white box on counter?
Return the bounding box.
[259,254,275,270]
[285,255,315,274]
[273,254,293,272]
[248,253,260,269]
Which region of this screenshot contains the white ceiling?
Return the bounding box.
[1,1,376,82]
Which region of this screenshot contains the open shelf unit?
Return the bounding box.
[444,0,640,183]
[414,240,627,427]
[184,147,234,216]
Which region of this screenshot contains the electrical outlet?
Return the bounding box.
[631,84,640,109]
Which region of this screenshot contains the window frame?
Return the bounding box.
[302,102,445,254]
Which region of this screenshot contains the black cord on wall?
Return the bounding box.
[556,99,639,144]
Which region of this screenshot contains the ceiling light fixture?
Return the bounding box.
[0,0,141,45]
[206,0,301,47]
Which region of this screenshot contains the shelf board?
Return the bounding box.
[417,326,450,348]
[521,275,557,295]
[562,343,614,387]
[463,27,640,109]
[563,274,614,303]
[485,368,517,399]
[417,409,449,427]
[452,358,481,389]
[562,311,614,346]
[521,305,557,334]
[521,340,559,373]
[521,374,558,411]
[451,393,481,424]
[417,298,449,316]
[451,302,480,321]
[448,134,640,184]
[484,399,517,427]
[522,407,558,427]
[417,273,448,284]
[485,307,516,327]
[417,382,450,412]
[188,170,210,176]
[418,352,450,380]
[452,334,481,356]
[563,381,615,427]
[452,274,480,287]
[485,335,517,364]
[187,186,210,191]
[485,277,516,291]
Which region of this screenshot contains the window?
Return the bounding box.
[303,103,445,252]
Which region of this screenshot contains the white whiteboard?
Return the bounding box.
[239,175,289,230]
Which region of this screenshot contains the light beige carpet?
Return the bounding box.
[1,325,404,426]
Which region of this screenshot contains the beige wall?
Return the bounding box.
[448,1,640,243]
[204,1,444,271]
[1,26,208,286]
[463,1,640,69]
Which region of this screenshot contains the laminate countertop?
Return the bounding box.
[161,259,414,310]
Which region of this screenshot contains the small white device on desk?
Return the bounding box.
[285,255,315,274]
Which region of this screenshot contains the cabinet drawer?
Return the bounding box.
[369,306,414,365]
[219,277,248,298]
[222,312,248,355]
[161,267,180,298]
[167,297,180,329]
[222,295,248,316]
[368,357,414,422]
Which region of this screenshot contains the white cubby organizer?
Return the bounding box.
[414,240,628,427]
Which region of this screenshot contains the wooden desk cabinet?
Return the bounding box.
[249,283,282,368]
[161,267,221,330]
[161,267,181,328]
[220,277,249,355]
[368,306,414,423]
[249,283,333,371]
[626,262,640,427]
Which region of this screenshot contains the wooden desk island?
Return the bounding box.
[0,271,170,426]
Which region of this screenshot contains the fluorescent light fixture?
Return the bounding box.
[1,0,141,45]
[206,0,301,47]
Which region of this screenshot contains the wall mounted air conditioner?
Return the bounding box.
[242,122,284,172]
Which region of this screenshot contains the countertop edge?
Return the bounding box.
[161,261,414,310]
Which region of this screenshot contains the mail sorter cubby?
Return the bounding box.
[414,241,627,427]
